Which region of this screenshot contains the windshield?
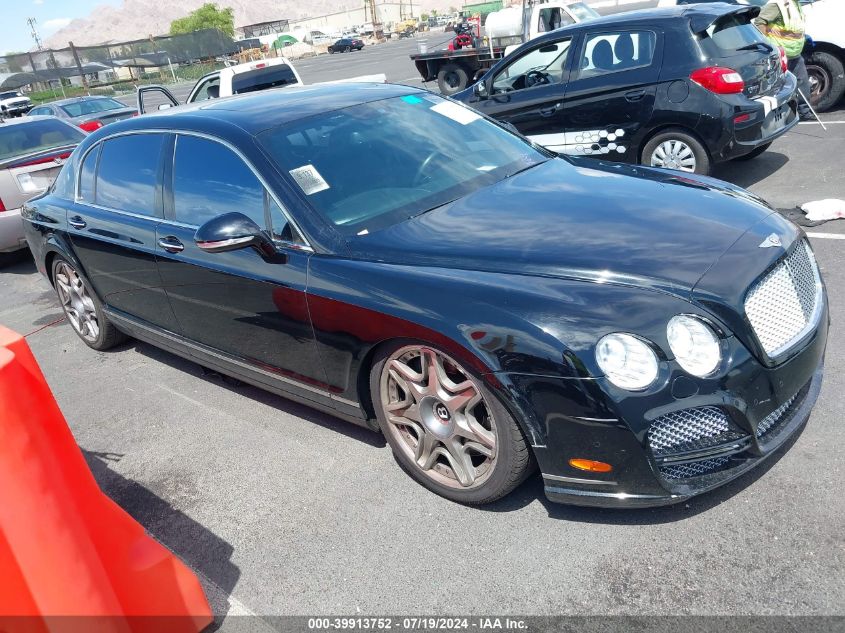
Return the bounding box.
[567,2,601,20]
[0,91,23,100]
[0,118,84,162]
[59,98,126,118]
[258,94,548,235]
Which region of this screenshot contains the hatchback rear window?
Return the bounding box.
[700,14,769,55]
[0,119,84,162]
[232,65,298,94]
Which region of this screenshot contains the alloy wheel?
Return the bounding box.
[380,346,498,489]
[55,261,100,342]
[650,139,697,172]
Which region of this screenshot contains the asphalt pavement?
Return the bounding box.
[5,19,845,629]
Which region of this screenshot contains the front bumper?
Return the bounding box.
[0,208,26,253]
[523,297,828,508]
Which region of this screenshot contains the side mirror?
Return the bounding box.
[195,212,276,256]
[157,103,172,111]
[473,81,488,100]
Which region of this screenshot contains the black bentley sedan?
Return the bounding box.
[454,4,798,175]
[22,84,828,507]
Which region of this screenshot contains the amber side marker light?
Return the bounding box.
[569,458,613,473]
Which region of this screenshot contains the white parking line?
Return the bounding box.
[799,121,845,125]
[806,232,845,240]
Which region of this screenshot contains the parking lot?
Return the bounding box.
[4,35,845,628]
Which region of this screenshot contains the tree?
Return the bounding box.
[420,13,429,22]
[170,3,235,37]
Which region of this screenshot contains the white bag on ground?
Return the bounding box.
[801,199,845,223]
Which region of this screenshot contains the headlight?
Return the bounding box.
[595,333,659,391]
[666,315,721,377]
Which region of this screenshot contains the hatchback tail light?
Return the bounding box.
[778,46,788,73]
[0,197,6,212]
[79,120,104,132]
[690,67,745,95]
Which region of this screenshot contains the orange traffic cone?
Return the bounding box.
[0,325,213,633]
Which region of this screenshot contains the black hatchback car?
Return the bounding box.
[454,4,798,175]
[22,85,827,508]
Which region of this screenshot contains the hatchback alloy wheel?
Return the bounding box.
[380,345,498,489]
[650,139,697,172]
[55,261,100,342]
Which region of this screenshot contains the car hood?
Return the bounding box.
[350,158,778,296]
[2,97,30,105]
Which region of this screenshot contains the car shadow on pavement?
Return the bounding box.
[711,150,790,190]
[483,419,807,524]
[129,340,387,449]
[0,249,36,273]
[83,449,240,624]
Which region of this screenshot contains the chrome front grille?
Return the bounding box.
[745,240,821,358]
[649,407,735,456]
[660,457,730,481]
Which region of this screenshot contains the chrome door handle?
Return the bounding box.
[157,236,184,253]
[625,89,646,102]
[68,216,86,229]
[539,102,562,117]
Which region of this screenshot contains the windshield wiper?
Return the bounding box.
[737,42,773,53]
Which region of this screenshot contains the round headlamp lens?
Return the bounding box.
[595,333,659,391]
[667,315,721,377]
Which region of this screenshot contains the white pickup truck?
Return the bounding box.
[801,0,845,112]
[137,56,385,113]
[0,90,33,118]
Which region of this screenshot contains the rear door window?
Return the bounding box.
[231,64,298,94]
[95,133,164,216]
[579,30,657,78]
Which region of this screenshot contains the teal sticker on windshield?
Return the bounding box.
[401,95,423,104]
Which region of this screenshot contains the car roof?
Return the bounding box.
[104,83,423,136]
[530,3,753,42]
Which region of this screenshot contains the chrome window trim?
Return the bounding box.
[73,127,313,253]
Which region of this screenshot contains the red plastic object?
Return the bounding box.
[0,325,212,632]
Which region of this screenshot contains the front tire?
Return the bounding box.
[642,128,711,175]
[370,342,533,504]
[806,51,845,113]
[52,257,126,350]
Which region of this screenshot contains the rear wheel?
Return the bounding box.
[733,142,772,161]
[371,342,533,505]
[806,51,845,113]
[344,46,351,53]
[52,257,126,350]
[642,128,711,175]
[437,63,469,96]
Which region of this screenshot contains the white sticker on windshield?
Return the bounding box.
[430,100,480,125]
[289,164,330,195]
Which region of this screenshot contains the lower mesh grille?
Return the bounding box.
[756,381,810,438]
[660,457,730,481]
[648,407,744,457]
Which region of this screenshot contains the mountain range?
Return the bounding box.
[44,0,459,48]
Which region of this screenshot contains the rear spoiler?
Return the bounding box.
[0,144,77,170]
[689,5,761,34]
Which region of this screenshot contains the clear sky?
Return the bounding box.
[1,0,121,55]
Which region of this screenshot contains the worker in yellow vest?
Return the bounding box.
[756,0,813,120]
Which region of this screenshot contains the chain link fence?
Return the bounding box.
[0,29,244,103]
